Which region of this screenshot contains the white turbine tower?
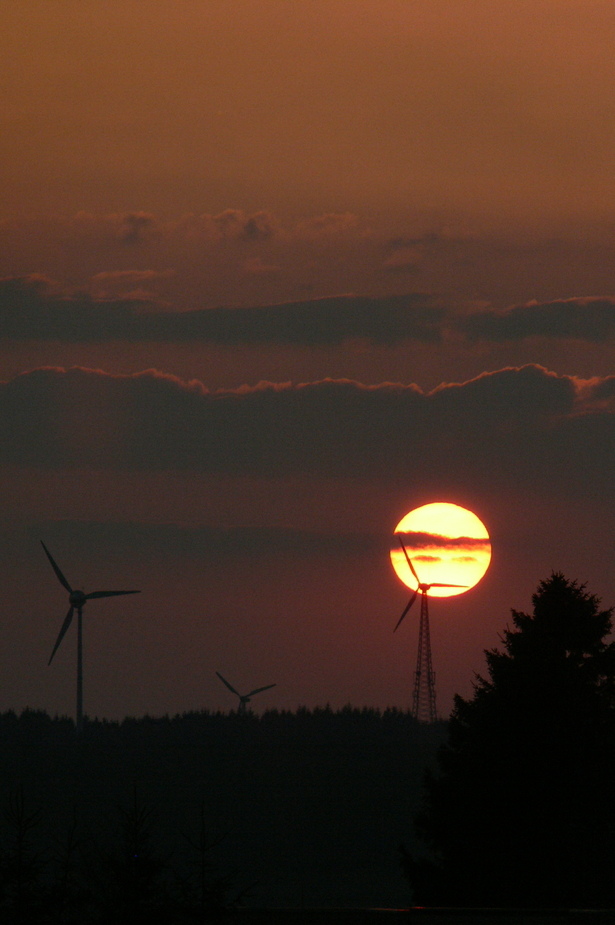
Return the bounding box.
[42,541,140,734]
[215,671,276,714]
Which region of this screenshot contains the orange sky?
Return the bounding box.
[0,1,613,722]
[4,1,615,225]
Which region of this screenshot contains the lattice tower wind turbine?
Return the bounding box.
[394,535,467,723]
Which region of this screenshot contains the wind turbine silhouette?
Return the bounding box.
[215,671,276,714]
[394,535,467,723]
[42,541,140,735]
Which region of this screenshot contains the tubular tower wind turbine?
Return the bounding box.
[42,541,140,734]
[394,535,467,723]
[215,671,276,714]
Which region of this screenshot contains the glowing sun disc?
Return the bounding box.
[391,502,491,597]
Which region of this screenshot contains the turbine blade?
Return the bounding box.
[48,607,74,665]
[393,588,419,632]
[41,542,73,594]
[85,590,141,600]
[397,536,420,585]
[216,672,239,696]
[247,684,276,696]
[429,583,469,588]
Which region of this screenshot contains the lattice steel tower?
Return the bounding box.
[394,536,467,724]
[412,588,437,723]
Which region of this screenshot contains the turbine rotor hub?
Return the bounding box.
[69,590,87,606]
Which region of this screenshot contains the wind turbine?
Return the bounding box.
[394,535,467,723]
[215,671,276,714]
[42,541,140,734]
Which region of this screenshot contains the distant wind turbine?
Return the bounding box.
[42,541,140,734]
[215,671,276,714]
[394,535,467,723]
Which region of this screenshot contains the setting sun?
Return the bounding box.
[391,502,491,597]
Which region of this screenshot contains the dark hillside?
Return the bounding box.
[0,707,445,911]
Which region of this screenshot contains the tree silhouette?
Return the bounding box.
[404,573,615,908]
[90,785,171,924]
[0,785,44,924]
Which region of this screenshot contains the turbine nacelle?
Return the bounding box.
[69,590,87,607]
[393,535,468,632]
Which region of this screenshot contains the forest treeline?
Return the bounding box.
[3,573,611,920]
[0,706,445,922]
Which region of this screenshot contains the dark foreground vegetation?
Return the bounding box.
[0,705,445,922]
[4,573,614,922]
[404,573,615,909]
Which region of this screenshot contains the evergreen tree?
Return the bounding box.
[405,573,615,908]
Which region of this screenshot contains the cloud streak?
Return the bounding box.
[2,276,614,348]
[460,298,615,344]
[396,532,491,550]
[0,277,443,345]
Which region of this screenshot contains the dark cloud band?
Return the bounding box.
[2,277,614,347]
[0,277,442,346]
[0,365,611,506]
[459,298,615,344]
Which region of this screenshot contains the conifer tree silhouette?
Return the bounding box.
[404,573,615,908]
[0,785,44,923]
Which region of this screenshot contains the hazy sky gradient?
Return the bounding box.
[1,1,613,721]
[5,1,615,224]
